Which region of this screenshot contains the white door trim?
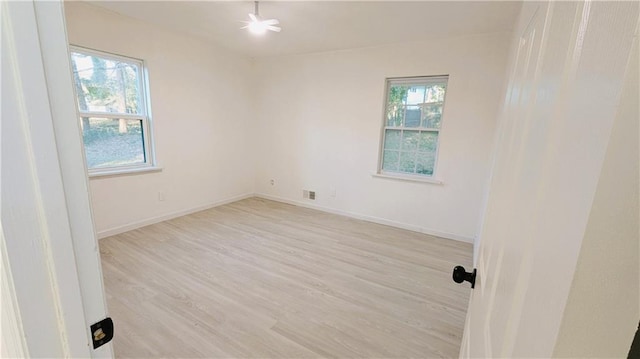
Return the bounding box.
[34,2,114,357]
[1,1,112,356]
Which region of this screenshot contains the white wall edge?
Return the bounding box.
[255,193,475,244]
[96,193,254,239]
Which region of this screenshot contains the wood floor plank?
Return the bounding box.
[100,197,473,358]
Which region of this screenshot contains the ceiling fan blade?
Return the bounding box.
[262,19,279,25]
[267,25,281,32]
[248,13,257,22]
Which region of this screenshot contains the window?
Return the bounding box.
[70,47,154,174]
[379,76,448,178]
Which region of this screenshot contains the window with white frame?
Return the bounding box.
[379,76,448,178]
[70,47,154,174]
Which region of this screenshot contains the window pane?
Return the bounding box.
[81,117,145,169]
[71,52,142,115]
[417,132,438,175]
[384,129,401,150]
[399,151,417,173]
[425,83,446,103]
[404,106,421,127]
[382,150,399,171]
[418,131,438,152]
[386,104,404,127]
[388,85,409,104]
[406,86,426,105]
[386,85,409,126]
[401,130,420,151]
[416,151,436,175]
[422,104,443,128]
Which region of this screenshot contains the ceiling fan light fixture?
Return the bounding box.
[248,19,268,35]
[242,1,280,35]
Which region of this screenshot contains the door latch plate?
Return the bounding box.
[90,317,114,349]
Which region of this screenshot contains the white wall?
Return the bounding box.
[553,32,639,358]
[64,3,255,236]
[253,33,512,242]
[65,3,512,242]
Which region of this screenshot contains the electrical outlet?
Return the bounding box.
[309,191,316,200]
[329,187,336,198]
[158,191,165,201]
[270,179,275,186]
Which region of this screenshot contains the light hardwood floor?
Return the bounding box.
[99,198,473,358]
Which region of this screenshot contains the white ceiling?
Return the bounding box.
[89,1,522,58]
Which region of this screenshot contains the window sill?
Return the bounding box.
[371,172,444,185]
[88,166,162,179]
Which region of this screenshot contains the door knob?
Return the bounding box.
[452,266,476,288]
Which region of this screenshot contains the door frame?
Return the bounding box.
[1,1,112,357]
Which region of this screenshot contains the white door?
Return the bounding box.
[461,1,640,357]
[2,1,113,357]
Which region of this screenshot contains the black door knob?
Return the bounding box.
[452,266,476,288]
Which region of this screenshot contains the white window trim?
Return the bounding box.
[377,75,449,183]
[88,165,163,179]
[371,172,444,185]
[69,45,158,177]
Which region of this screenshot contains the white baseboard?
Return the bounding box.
[96,193,254,239]
[97,192,474,244]
[254,193,474,244]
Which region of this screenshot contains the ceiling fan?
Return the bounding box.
[242,1,281,35]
